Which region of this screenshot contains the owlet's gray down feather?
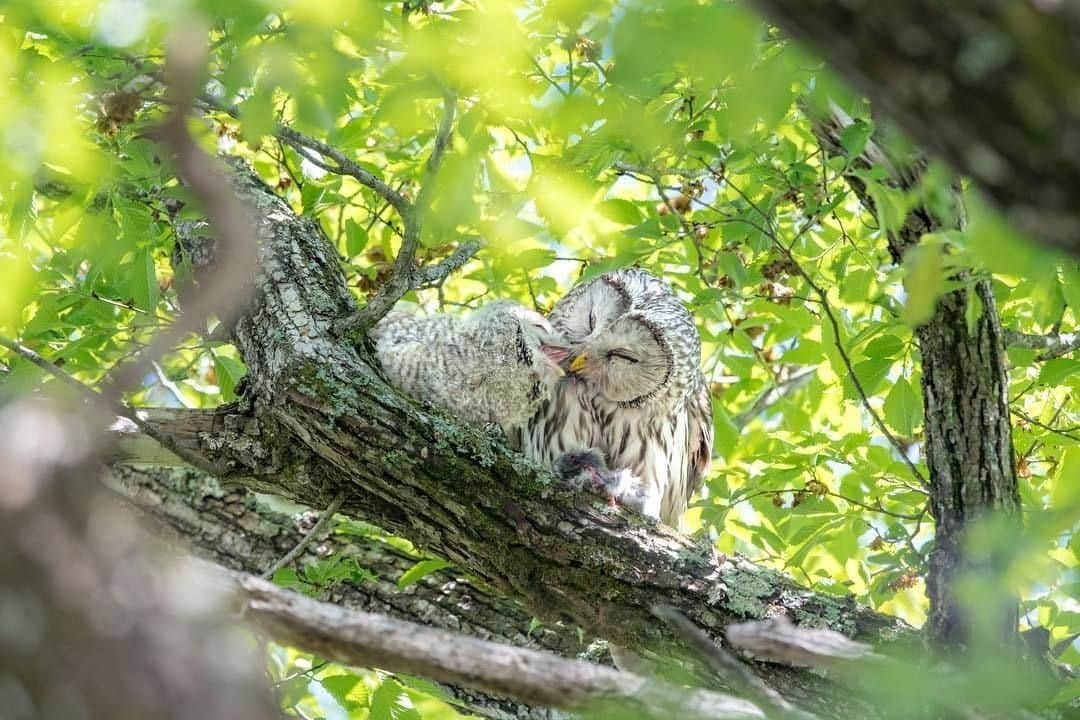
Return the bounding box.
[371,301,569,437]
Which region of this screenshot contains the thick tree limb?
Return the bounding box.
[236,573,768,719]
[106,463,581,719]
[747,0,1080,256]
[105,463,590,660]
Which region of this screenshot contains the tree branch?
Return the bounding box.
[236,573,768,720]
[1004,329,1080,361]
[143,160,916,718]
[194,85,476,336]
[0,334,109,401]
[653,606,817,720]
[106,463,591,660]
[335,91,460,334]
[731,369,814,430]
[276,126,411,217]
[807,101,1022,653]
[412,237,482,287]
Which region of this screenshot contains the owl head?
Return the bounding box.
[468,300,570,390]
[548,268,701,407]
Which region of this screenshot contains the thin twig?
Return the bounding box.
[261,492,347,580]
[276,127,410,217]
[528,56,568,97]
[199,85,477,337]
[732,487,926,520]
[1011,407,1080,442]
[336,91,460,334]
[0,335,106,401]
[732,368,817,429]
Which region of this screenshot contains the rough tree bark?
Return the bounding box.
[106,462,588,720]
[105,157,923,719]
[810,109,1022,653]
[748,0,1080,257]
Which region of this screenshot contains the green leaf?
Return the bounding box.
[239,87,277,141]
[862,334,905,360]
[839,118,874,159]
[686,139,722,158]
[901,239,945,327]
[126,249,159,312]
[1061,264,1080,315]
[712,404,740,457]
[397,558,453,589]
[595,198,643,225]
[883,379,921,437]
[214,355,246,402]
[397,674,451,703]
[843,358,893,398]
[789,516,845,567]
[865,180,909,233]
[1038,359,1080,386]
[782,339,822,364]
[321,674,370,711]
[515,248,558,271]
[369,679,420,720]
[839,268,873,303]
[344,219,369,258]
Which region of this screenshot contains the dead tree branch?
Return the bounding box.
[236,573,767,720]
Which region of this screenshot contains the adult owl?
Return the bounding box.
[372,301,569,437]
[520,268,713,527]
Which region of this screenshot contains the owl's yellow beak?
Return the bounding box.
[569,353,588,374]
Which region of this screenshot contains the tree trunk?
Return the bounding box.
[811,111,1022,654]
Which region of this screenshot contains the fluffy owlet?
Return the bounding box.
[520,268,714,527]
[371,301,569,437]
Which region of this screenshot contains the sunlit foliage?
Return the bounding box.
[1,0,1078,715]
